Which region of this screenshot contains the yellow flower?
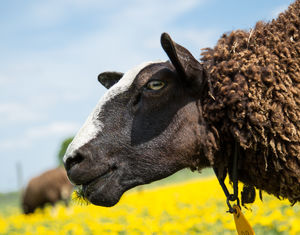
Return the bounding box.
[1,176,299,234]
[0,217,8,233]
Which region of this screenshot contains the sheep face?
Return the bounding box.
[64,33,210,207]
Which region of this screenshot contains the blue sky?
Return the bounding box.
[0,0,294,192]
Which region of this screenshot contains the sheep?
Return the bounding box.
[64,0,300,207]
[22,167,73,214]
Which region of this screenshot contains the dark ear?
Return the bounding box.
[98,72,124,89]
[160,33,205,90]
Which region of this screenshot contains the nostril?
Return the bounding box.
[65,152,84,171]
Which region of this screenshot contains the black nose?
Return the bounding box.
[64,152,84,172]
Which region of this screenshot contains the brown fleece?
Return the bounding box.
[22,167,73,214]
[201,0,300,203]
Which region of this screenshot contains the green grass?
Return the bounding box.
[133,167,213,191]
[0,191,21,214]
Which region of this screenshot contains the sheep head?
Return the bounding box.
[63,33,214,207]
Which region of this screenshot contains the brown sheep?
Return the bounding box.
[22,167,73,214]
[64,0,300,207]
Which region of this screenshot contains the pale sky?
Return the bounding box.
[0,0,294,192]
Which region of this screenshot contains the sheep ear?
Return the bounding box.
[160,33,205,90]
[98,72,124,89]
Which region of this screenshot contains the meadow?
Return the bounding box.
[0,169,299,235]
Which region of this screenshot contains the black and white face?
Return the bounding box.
[64,33,209,207]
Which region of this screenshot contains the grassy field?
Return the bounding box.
[0,168,211,214]
[0,192,20,215]
[1,168,300,234]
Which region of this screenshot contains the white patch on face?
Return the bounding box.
[64,61,161,163]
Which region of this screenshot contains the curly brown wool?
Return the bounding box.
[201,0,300,203]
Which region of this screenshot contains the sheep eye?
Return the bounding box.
[146,80,165,90]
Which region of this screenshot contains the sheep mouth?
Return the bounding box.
[82,166,117,189]
[80,165,120,206]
